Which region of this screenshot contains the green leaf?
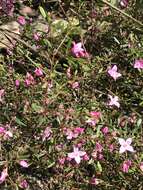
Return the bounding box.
[137,118,142,127]
[47,162,55,168]
[39,6,47,19]
[31,103,43,113]
[15,117,26,127]
[97,161,102,172]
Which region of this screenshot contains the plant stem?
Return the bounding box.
[101,0,143,28]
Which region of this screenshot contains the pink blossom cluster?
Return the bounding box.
[0,125,13,140]
[64,127,84,140]
[86,111,101,126]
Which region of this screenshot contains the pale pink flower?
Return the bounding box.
[4,131,13,139]
[72,82,79,89]
[66,67,72,78]
[0,89,5,102]
[108,65,122,80]
[68,147,86,164]
[19,160,29,168]
[108,95,120,108]
[71,42,89,58]
[134,59,143,69]
[19,179,28,189]
[18,16,26,25]
[122,160,132,173]
[42,127,52,141]
[15,80,20,87]
[86,118,96,126]
[33,33,41,41]
[0,168,8,184]
[120,0,129,8]
[24,72,35,86]
[34,68,43,77]
[119,138,135,153]
[140,162,143,172]
[64,127,84,140]
[65,129,77,140]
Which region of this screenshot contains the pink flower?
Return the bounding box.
[134,59,143,69]
[15,80,20,87]
[86,111,101,126]
[90,177,99,185]
[0,89,5,102]
[68,147,86,164]
[42,127,52,141]
[19,160,29,168]
[140,162,143,172]
[71,42,89,58]
[33,33,41,41]
[119,138,135,153]
[107,65,122,80]
[0,127,6,134]
[58,157,66,165]
[90,111,101,119]
[72,82,79,89]
[109,144,114,152]
[122,160,132,173]
[19,179,28,189]
[0,168,8,184]
[0,125,13,139]
[83,154,89,161]
[107,95,120,108]
[18,16,26,25]
[101,126,109,135]
[74,127,84,135]
[96,142,103,153]
[24,72,35,86]
[34,68,43,77]
[98,153,104,160]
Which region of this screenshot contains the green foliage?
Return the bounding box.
[0,0,143,189]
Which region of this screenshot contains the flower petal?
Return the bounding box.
[126,145,135,152]
[119,146,126,154]
[75,155,81,164]
[79,151,86,157]
[119,138,125,145]
[126,138,132,145]
[68,152,75,159]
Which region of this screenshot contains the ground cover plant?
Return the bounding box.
[0,0,143,189]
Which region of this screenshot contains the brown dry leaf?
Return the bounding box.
[0,21,21,49]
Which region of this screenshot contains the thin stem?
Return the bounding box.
[101,0,143,28]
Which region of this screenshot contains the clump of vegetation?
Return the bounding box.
[0,0,143,189]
